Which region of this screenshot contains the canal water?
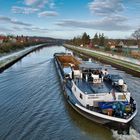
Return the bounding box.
[0,46,140,140]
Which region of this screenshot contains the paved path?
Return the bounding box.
[75,46,140,66]
[0,44,43,62]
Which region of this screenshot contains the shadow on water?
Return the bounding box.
[66,48,140,139]
[62,98,114,140]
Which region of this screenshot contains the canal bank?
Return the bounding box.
[0,46,139,140]
[64,44,140,77]
[0,43,56,73]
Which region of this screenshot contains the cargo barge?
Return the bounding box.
[54,53,137,134]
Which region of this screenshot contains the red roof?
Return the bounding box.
[0,36,6,40]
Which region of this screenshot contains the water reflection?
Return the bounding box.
[0,46,139,140]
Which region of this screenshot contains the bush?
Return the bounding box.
[131,51,140,59]
[105,46,111,51]
[0,42,41,54]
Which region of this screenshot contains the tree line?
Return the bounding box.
[0,41,42,54]
[0,35,46,54]
[69,32,106,47]
[68,28,140,48]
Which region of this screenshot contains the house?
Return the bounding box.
[9,37,17,43]
[0,38,3,44]
[118,41,125,47]
[119,41,130,48]
[88,41,94,48]
[107,41,116,49]
[0,36,5,44]
[16,35,28,43]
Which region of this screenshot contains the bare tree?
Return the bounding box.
[132,28,140,47]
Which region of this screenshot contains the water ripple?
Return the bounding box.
[0,46,140,140]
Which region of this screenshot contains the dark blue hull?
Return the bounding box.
[54,54,131,134]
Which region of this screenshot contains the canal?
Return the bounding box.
[0,45,139,140]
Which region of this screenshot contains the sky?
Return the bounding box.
[0,0,140,39]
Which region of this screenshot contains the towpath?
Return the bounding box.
[64,44,140,76]
[75,46,140,66]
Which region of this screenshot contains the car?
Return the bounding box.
[104,74,123,86]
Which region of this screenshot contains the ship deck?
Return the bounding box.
[74,78,120,94]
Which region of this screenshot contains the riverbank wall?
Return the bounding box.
[64,44,140,77]
[0,43,56,73]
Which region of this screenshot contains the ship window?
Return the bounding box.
[118,95,126,100]
[118,95,122,100]
[80,93,83,99]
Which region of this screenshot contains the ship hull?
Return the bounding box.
[54,53,136,134]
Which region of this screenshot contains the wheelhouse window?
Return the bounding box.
[80,93,83,99]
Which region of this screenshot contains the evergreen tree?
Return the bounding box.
[99,33,105,46]
[92,33,99,45]
[82,32,90,46]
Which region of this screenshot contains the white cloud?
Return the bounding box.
[0,16,49,35]
[56,15,132,31]
[12,26,23,31]
[89,0,124,16]
[0,27,14,33]
[24,0,49,8]
[25,0,37,5]
[12,6,39,14]
[38,11,58,17]
[0,16,32,26]
[12,0,59,17]
[12,26,48,33]
[28,27,48,33]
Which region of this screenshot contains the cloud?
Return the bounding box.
[12,26,23,31]
[0,16,49,35]
[56,15,132,31]
[13,20,32,26]
[12,6,39,14]
[89,0,124,16]
[0,27,14,33]
[0,16,32,26]
[24,0,49,8]
[28,27,48,33]
[38,11,58,17]
[12,26,48,33]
